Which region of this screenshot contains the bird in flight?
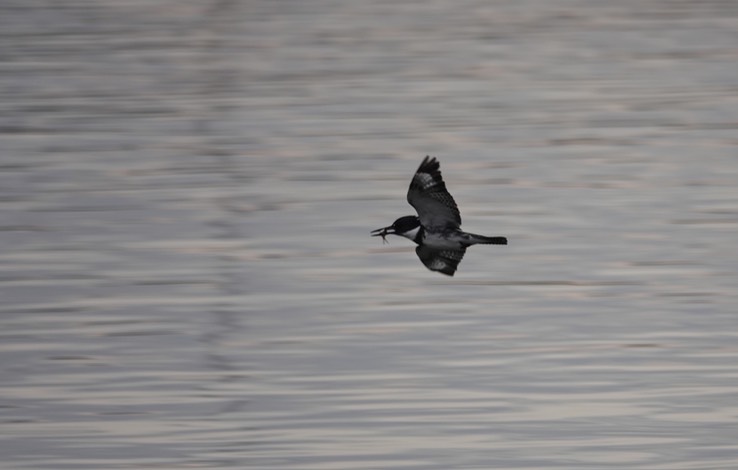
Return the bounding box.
[371,156,507,276]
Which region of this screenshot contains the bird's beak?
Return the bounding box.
[371,226,394,237]
[371,225,394,244]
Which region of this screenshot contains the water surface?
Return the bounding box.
[1,1,738,468]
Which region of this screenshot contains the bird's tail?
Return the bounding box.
[469,234,507,245]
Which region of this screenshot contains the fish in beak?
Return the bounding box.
[371,225,395,244]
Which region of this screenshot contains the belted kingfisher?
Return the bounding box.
[372,156,507,276]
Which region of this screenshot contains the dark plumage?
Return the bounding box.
[372,156,507,276]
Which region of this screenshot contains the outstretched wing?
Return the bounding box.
[415,246,466,277]
[407,156,461,230]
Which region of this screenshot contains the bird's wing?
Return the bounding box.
[415,246,466,277]
[407,156,461,230]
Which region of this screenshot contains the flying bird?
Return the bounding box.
[371,156,507,276]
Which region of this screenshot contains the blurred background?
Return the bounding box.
[1,1,737,468]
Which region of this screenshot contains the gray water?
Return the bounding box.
[2,1,738,468]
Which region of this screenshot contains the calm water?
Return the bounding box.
[2,1,738,468]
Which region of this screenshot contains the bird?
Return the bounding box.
[371,156,507,276]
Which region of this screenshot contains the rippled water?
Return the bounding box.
[2,1,738,468]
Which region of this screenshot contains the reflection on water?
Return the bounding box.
[1,0,738,468]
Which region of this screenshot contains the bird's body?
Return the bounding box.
[372,156,507,276]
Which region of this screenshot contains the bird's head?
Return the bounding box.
[371,216,421,244]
